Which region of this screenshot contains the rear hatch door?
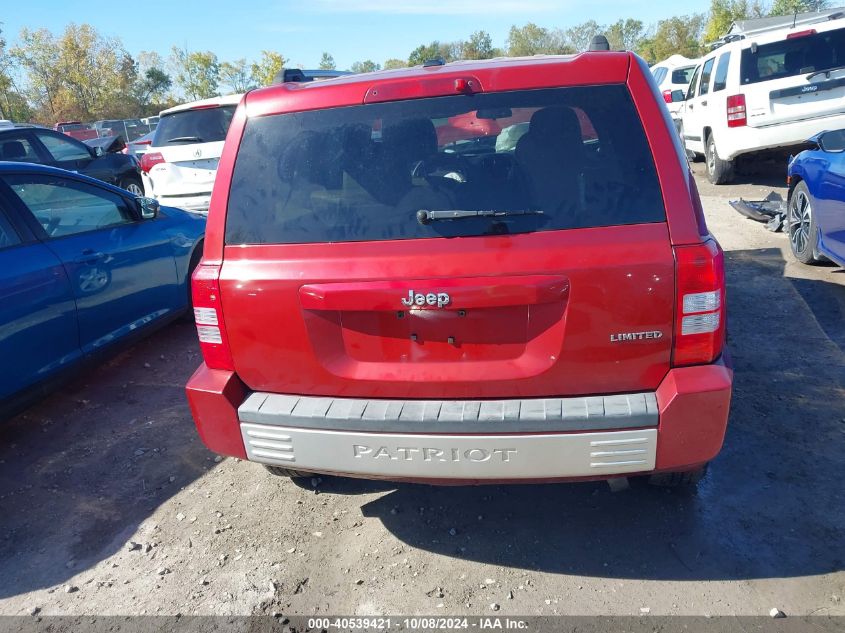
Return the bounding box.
[219,83,676,400]
[743,26,845,127]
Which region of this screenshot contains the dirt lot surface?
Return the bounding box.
[0,163,843,618]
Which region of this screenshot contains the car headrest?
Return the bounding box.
[381,118,437,164]
[2,141,26,160]
[528,107,583,143]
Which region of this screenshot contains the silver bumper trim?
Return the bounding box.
[239,391,658,434]
[240,425,658,479]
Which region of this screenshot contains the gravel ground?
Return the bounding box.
[0,163,842,618]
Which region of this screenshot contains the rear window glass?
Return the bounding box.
[740,27,845,84]
[153,106,237,147]
[671,66,697,85]
[225,85,666,245]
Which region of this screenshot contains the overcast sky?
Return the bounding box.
[5,0,712,69]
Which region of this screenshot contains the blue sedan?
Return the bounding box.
[0,162,205,418]
[787,130,845,267]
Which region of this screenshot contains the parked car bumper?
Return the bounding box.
[722,111,845,160]
[186,358,732,483]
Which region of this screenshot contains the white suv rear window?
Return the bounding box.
[152,106,236,147]
[740,27,845,84]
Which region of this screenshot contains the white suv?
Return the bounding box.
[140,94,242,214]
[651,55,698,118]
[678,15,845,184]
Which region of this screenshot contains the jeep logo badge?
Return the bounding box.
[401,290,451,308]
[802,85,818,93]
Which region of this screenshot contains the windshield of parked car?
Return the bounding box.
[741,26,845,84]
[225,85,666,245]
[153,106,237,147]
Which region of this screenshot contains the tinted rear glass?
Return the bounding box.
[153,106,237,147]
[225,85,666,245]
[740,27,845,84]
[671,66,697,84]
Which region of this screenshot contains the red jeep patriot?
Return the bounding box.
[186,52,732,487]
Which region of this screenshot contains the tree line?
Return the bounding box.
[0,0,829,125]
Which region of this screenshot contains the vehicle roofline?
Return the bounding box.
[245,52,632,102]
[0,161,139,196]
[160,93,246,116]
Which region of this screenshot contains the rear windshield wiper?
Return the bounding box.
[417,209,543,225]
[165,136,204,143]
[806,65,845,80]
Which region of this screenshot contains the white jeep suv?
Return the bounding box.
[140,94,242,214]
[678,14,845,184]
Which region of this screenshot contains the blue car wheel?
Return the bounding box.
[788,181,820,265]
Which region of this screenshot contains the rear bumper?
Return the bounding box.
[721,111,845,160]
[185,359,732,483]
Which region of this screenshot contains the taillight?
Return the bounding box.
[673,240,726,367]
[662,89,673,104]
[139,151,165,173]
[192,264,234,370]
[727,94,746,128]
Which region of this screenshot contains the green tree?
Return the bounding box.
[703,0,765,43]
[220,59,252,93]
[562,20,602,52]
[11,28,62,120]
[0,27,31,121]
[350,59,380,73]
[769,0,829,15]
[506,23,573,56]
[250,50,285,86]
[133,67,172,113]
[605,19,645,51]
[461,30,496,59]
[172,47,220,100]
[636,14,706,64]
[407,42,452,66]
[383,58,407,70]
[57,24,137,119]
[318,52,336,70]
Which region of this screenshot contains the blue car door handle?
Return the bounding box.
[80,248,106,264]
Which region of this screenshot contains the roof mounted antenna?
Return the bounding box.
[588,35,610,52]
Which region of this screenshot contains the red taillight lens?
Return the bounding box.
[673,240,726,367]
[727,94,746,128]
[662,89,673,104]
[192,264,234,371]
[139,151,165,173]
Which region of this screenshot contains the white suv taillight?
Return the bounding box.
[192,264,234,370]
[673,240,726,366]
[727,94,746,128]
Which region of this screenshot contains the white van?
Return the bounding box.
[140,94,243,214]
[678,14,845,183]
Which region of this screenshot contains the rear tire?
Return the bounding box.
[264,465,310,479]
[648,464,708,489]
[705,133,734,184]
[787,181,821,265]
